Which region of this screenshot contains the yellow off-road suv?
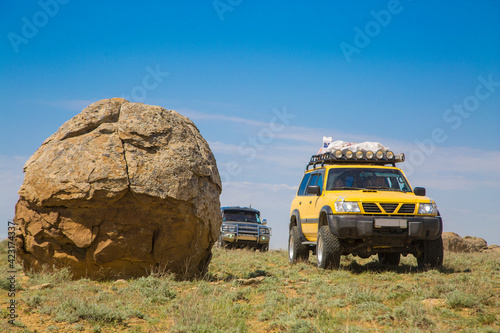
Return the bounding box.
[289,149,443,269]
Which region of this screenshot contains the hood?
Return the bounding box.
[222,221,267,227]
[325,190,434,204]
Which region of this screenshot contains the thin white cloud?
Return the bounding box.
[183,108,434,149]
[208,141,241,154]
[397,145,500,190]
[223,181,297,192]
[203,108,499,193]
[179,108,270,128]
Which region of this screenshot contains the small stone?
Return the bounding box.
[237,276,266,285]
[30,283,53,290]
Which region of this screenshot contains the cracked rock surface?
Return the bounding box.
[15,98,222,279]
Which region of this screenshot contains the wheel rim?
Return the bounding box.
[317,235,323,265]
[289,236,294,261]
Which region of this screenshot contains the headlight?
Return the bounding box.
[355,151,364,159]
[366,151,374,159]
[386,151,394,159]
[222,225,237,232]
[418,202,438,215]
[334,150,343,158]
[335,200,361,213]
[376,150,384,159]
[345,150,354,159]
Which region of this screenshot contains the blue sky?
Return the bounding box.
[1,0,499,249]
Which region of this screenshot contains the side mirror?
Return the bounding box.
[414,187,426,196]
[262,219,267,225]
[306,185,321,196]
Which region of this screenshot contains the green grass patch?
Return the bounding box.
[1,243,499,332]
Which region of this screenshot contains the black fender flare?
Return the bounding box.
[320,205,339,236]
[319,205,334,225]
[290,209,308,242]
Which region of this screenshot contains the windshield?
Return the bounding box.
[326,168,411,192]
[222,210,262,223]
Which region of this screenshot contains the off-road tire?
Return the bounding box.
[378,253,401,266]
[417,236,443,270]
[317,225,341,269]
[289,226,309,263]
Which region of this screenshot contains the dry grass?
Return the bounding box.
[1,239,499,332]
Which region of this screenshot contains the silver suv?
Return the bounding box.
[218,206,271,251]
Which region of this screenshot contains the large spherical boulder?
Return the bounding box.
[15,98,222,279]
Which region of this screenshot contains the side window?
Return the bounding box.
[307,174,319,195]
[305,170,325,195]
[316,173,324,190]
[297,173,311,196]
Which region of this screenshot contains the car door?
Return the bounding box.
[301,169,325,240]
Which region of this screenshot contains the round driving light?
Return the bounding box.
[345,150,354,159]
[376,150,384,159]
[355,151,364,159]
[386,151,394,159]
[334,150,343,158]
[366,151,374,159]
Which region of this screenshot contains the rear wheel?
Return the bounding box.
[289,226,309,263]
[317,225,341,269]
[417,236,443,270]
[378,253,401,266]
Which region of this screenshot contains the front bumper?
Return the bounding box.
[327,214,442,240]
[221,233,270,244]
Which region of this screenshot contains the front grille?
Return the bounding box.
[237,225,258,235]
[380,203,398,213]
[362,203,417,215]
[362,203,381,213]
[398,204,415,214]
[222,224,270,236]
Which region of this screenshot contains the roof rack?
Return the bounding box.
[306,151,405,170]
